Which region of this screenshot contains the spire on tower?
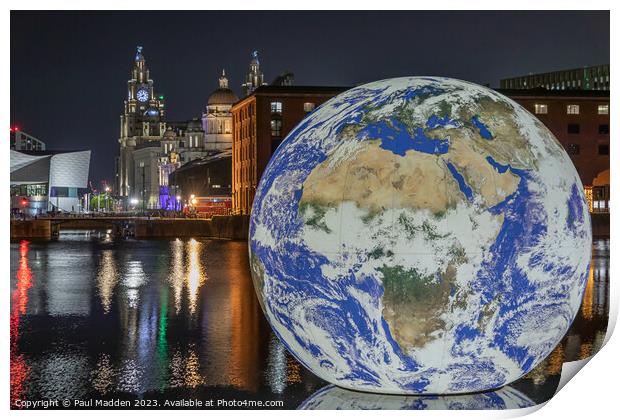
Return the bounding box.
[135,45,145,62]
[242,50,266,97]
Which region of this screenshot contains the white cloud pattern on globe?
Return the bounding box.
[249,77,591,394]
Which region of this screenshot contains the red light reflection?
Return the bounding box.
[11,240,33,407]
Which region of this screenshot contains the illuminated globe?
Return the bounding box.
[249,77,591,394]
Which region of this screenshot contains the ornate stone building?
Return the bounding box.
[116,46,166,201]
[202,70,238,151]
[241,51,266,97]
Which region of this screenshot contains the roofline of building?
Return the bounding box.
[12,149,91,156]
[499,64,609,81]
[172,150,232,173]
[232,85,352,110]
[496,88,610,99]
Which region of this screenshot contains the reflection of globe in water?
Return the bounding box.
[249,77,591,394]
[298,384,535,410]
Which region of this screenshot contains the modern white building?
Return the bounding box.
[10,149,91,215]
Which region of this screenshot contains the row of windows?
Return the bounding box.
[534,103,609,115]
[566,143,609,156]
[11,183,48,197]
[566,124,609,135]
[270,101,316,114]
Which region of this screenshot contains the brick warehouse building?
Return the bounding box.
[231,85,610,215]
[230,85,349,214]
[498,89,610,212]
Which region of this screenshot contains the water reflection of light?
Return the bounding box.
[581,265,594,320]
[579,343,593,360]
[14,240,33,316]
[117,359,142,393]
[39,353,90,400]
[123,261,147,308]
[169,346,204,388]
[10,240,33,406]
[91,354,117,395]
[266,335,287,393]
[96,250,119,314]
[186,239,206,314]
[169,239,185,314]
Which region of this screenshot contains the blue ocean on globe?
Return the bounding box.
[249,77,591,394]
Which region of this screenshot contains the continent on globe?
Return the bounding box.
[249,77,591,395]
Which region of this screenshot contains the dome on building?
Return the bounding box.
[207,89,238,105]
[207,69,239,106]
[187,118,203,132]
[163,127,177,139]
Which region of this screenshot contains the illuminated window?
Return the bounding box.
[567,143,580,155]
[598,104,609,115]
[270,101,283,113]
[534,104,548,114]
[303,102,316,112]
[271,119,282,137]
[566,104,580,115]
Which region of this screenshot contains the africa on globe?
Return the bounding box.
[249,77,591,394]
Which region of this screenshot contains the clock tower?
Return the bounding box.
[117,46,166,199]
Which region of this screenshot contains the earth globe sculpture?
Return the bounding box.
[249,77,591,395]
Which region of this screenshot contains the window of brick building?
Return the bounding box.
[599,124,610,135]
[303,102,316,112]
[598,104,609,115]
[566,104,580,115]
[534,104,548,114]
[598,144,609,155]
[271,119,282,137]
[567,124,580,134]
[270,101,283,113]
[567,143,580,155]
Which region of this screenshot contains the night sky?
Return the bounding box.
[10,10,609,185]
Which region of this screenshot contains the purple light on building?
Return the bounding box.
[159,186,175,210]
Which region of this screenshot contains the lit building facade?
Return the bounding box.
[230,85,349,214]
[500,88,610,212]
[116,46,166,201]
[116,47,227,210]
[202,70,238,151]
[500,64,609,91]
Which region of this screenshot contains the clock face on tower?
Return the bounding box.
[136,88,149,102]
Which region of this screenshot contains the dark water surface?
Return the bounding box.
[10,232,609,409]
